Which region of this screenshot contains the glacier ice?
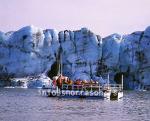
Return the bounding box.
[0,26,150,89]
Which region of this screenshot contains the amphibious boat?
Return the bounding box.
[41,73,123,100]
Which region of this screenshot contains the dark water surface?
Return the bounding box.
[0,88,149,121]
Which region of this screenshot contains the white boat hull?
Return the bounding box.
[118,91,123,99]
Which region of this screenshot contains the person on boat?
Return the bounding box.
[95,80,99,85]
[52,76,59,88]
[90,79,95,85]
[74,79,82,85]
[56,75,63,89]
[74,79,82,90]
[63,76,68,84]
[67,78,73,85]
[56,74,69,89]
[52,79,57,88]
[81,80,88,85]
[67,79,73,90]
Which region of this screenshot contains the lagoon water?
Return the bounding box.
[0,88,149,121]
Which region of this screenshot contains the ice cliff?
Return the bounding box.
[0,26,150,89]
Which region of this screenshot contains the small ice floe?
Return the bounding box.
[27,74,52,89]
[10,78,28,88]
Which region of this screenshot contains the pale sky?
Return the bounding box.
[0,0,150,37]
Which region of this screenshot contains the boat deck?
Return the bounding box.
[41,83,123,100]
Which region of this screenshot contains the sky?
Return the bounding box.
[0,0,150,37]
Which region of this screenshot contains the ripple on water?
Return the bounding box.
[0,89,149,121]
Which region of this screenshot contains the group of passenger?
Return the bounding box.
[52,74,99,89]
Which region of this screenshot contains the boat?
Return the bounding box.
[41,46,123,100]
[41,74,123,100]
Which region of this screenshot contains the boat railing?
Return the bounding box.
[103,84,123,91]
[62,83,123,92]
[62,84,103,91]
